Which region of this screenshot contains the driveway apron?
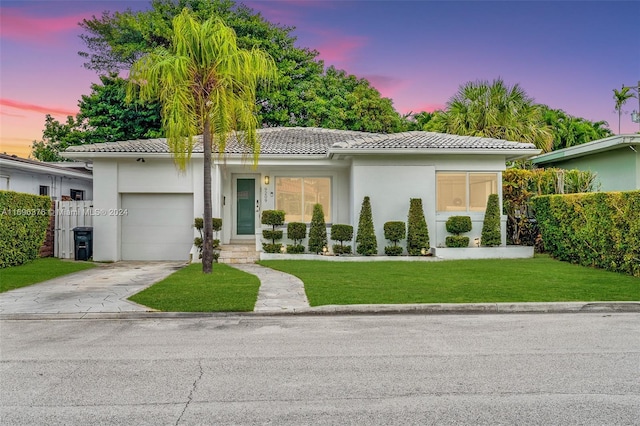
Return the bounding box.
[0,262,184,314]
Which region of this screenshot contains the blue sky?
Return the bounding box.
[1,0,638,157]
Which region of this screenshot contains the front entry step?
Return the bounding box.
[218,243,259,264]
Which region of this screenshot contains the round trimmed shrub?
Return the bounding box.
[384,221,406,245]
[262,243,282,253]
[445,236,470,248]
[332,244,352,255]
[287,222,307,246]
[330,224,353,255]
[261,210,285,227]
[445,216,472,235]
[384,246,404,256]
[262,230,283,242]
[286,244,305,254]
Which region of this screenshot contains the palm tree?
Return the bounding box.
[426,78,553,152]
[127,9,277,273]
[613,86,636,134]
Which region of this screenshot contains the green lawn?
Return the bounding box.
[129,263,261,312]
[259,255,640,306]
[0,258,95,293]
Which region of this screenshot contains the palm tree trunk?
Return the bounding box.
[202,118,214,273]
[618,110,622,134]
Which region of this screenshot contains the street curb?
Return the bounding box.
[1,302,638,320]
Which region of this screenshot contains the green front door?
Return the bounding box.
[236,179,255,235]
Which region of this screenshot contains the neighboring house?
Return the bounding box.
[531,134,640,191]
[63,127,539,261]
[0,154,93,200]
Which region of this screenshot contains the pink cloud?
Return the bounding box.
[0,7,89,44]
[1,98,77,117]
[361,74,408,97]
[313,32,367,65]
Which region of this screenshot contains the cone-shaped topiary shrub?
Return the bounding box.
[407,198,429,255]
[481,193,501,246]
[384,221,405,256]
[308,204,327,254]
[330,224,353,255]
[445,216,471,247]
[261,210,285,253]
[356,196,377,255]
[286,222,306,254]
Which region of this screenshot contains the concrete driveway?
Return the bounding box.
[0,261,185,316]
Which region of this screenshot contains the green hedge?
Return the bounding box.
[532,191,640,277]
[1,191,51,268]
[503,168,597,246]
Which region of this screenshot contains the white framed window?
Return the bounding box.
[275,177,331,223]
[437,172,498,212]
[39,185,49,196]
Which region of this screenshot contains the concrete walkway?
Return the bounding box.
[0,261,184,315]
[228,263,310,312]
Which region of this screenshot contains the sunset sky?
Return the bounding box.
[1,0,638,159]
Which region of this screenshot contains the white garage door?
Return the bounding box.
[121,193,194,261]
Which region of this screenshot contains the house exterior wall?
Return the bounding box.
[90,152,511,260]
[540,147,639,191]
[0,167,92,200]
[350,155,507,254]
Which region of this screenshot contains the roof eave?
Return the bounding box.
[531,134,640,164]
[0,158,93,179]
[329,148,541,160]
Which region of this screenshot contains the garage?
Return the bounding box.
[120,193,194,261]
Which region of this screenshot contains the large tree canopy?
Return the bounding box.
[425,78,554,152]
[31,74,162,161]
[540,106,612,151]
[78,0,404,132]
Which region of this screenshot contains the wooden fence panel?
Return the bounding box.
[54,200,93,259]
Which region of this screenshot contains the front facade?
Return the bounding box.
[531,134,640,191]
[64,127,538,261]
[0,154,93,200]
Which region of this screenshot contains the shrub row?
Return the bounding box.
[532,191,640,277]
[1,191,51,268]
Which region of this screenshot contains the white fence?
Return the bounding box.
[55,200,93,259]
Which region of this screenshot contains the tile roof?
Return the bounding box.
[332,131,537,150]
[65,127,379,155]
[64,127,537,155]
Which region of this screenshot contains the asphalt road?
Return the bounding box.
[1,313,639,425]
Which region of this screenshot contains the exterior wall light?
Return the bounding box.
[264,176,270,185]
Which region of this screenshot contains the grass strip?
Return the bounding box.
[1,258,95,293]
[129,263,260,312]
[260,255,639,306]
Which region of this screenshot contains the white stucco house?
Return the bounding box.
[0,154,93,200]
[63,127,539,261]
